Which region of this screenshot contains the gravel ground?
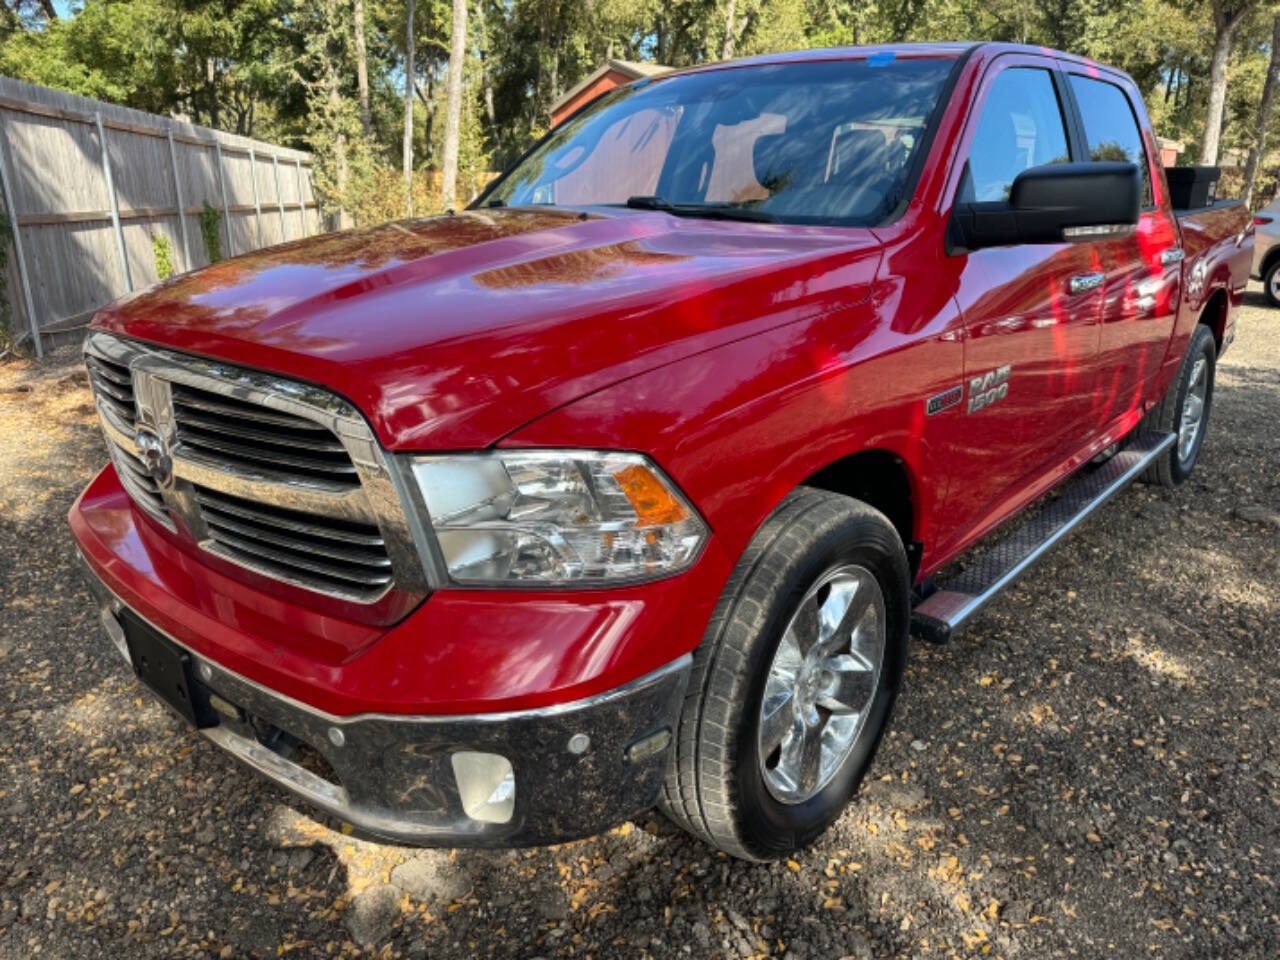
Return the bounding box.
[1,291,1278,960]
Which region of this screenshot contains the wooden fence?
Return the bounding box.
[0,77,325,357]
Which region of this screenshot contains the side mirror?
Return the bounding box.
[949,162,1140,252]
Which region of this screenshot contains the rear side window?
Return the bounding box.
[960,68,1070,203]
[1068,75,1153,207]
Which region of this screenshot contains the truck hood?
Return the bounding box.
[93,208,882,449]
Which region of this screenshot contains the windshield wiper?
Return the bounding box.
[624,195,776,223]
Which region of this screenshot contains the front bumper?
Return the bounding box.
[84,570,691,846]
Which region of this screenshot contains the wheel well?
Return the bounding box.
[1199,288,1228,352]
[802,450,917,574]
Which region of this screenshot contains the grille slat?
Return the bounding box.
[87,371,133,403]
[177,431,358,477]
[205,527,394,590]
[175,410,349,453]
[204,514,391,569]
[193,489,386,547]
[172,385,330,431]
[106,439,171,528]
[172,382,360,483]
[87,355,137,430]
[86,354,132,388]
[193,486,395,601]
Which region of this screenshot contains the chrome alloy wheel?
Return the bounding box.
[1270,268,1280,305]
[757,564,886,805]
[1178,356,1208,464]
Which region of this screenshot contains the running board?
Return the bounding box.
[911,431,1175,644]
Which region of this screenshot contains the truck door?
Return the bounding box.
[943,59,1103,542]
[1064,71,1181,422]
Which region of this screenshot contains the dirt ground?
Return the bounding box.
[0,291,1277,960]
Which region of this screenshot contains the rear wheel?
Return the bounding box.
[1264,259,1280,308]
[1142,323,1216,487]
[659,489,910,860]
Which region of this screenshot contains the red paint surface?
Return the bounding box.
[73,43,1252,716]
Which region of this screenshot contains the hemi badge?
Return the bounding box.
[926,386,962,416]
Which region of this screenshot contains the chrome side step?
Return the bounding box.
[911,431,1175,644]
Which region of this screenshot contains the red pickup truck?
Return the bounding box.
[72,42,1251,861]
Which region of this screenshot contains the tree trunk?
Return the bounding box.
[722,0,737,59]
[330,79,350,228]
[36,0,56,20]
[422,72,437,168]
[206,57,218,130]
[474,0,500,151]
[1243,15,1280,207]
[1200,3,1253,166]
[354,0,371,136]
[324,0,351,229]
[441,0,467,210]
[404,0,415,216]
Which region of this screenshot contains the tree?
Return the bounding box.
[1242,14,1280,206]
[722,0,737,58]
[1200,0,1259,165]
[404,0,415,216]
[474,0,499,152]
[354,0,371,135]
[440,0,466,209]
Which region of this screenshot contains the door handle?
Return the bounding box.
[1161,247,1185,266]
[1069,272,1104,294]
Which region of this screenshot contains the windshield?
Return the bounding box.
[476,56,957,226]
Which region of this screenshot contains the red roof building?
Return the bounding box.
[549,59,672,127]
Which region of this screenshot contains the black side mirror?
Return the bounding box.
[949,162,1140,252]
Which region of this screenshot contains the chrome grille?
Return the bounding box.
[86,354,136,431]
[105,436,172,529]
[172,383,360,484]
[194,486,393,595]
[82,332,430,604]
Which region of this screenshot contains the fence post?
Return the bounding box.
[294,158,307,237]
[214,140,234,257]
[166,128,192,270]
[0,114,41,358]
[248,146,264,248]
[271,154,287,240]
[95,111,132,293]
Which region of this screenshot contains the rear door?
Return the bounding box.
[1063,71,1181,422]
[942,56,1104,542]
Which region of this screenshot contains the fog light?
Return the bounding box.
[450,751,515,824]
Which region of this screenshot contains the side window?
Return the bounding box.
[961,68,1070,203]
[1068,75,1153,207]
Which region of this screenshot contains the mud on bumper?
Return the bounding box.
[84,570,690,847]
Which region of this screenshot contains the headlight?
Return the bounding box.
[409,451,708,585]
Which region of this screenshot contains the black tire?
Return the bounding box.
[1142,323,1216,487]
[658,488,910,860]
[1264,259,1280,308]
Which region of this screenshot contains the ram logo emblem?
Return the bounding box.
[967,365,1011,414]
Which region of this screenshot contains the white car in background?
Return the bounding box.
[1253,196,1280,305]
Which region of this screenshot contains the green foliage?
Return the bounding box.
[199,201,222,264]
[5,0,1280,222]
[151,229,173,281]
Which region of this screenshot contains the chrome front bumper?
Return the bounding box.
[83,568,690,846]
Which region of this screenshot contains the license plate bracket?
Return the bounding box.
[120,610,218,729]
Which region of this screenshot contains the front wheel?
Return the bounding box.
[659,489,910,860]
[1143,323,1216,487]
